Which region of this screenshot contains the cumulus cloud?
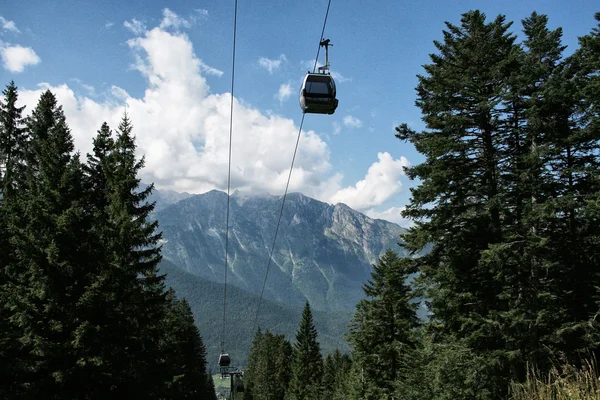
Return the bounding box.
[343,115,362,128]
[16,22,342,201]
[124,18,145,35]
[258,54,287,74]
[16,12,409,212]
[365,206,414,228]
[0,16,19,33]
[159,8,193,30]
[1,43,40,72]
[276,83,292,104]
[329,152,409,211]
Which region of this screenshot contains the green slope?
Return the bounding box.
[159,259,353,371]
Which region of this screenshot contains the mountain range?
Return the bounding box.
[147,185,426,366]
[151,188,413,312]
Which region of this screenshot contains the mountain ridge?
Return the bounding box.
[151,187,411,312]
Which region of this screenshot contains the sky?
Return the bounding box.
[1,0,598,228]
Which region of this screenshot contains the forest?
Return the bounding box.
[1,8,600,400]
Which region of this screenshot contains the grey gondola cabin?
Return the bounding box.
[219,353,231,368]
[299,38,339,115]
[299,73,338,115]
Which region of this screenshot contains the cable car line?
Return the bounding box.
[220,0,239,361]
[252,0,334,335]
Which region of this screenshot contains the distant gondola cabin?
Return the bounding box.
[219,353,231,368]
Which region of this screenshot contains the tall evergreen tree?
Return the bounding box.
[162,288,213,399]
[0,80,28,399]
[481,11,575,378]
[0,80,27,199]
[347,249,419,399]
[3,89,93,398]
[395,10,521,396]
[90,112,169,397]
[563,11,600,359]
[287,301,323,400]
[244,329,292,400]
[322,350,351,400]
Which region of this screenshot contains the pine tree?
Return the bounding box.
[479,11,575,379]
[3,89,93,398]
[162,289,213,399]
[287,301,322,400]
[561,11,600,360]
[347,249,419,399]
[90,112,168,397]
[244,329,292,400]
[0,80,27,199]
[0,80,28,399]
[395,10,521,396]
[322,350,351,400]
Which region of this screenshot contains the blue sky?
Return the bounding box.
[1,0,598,227]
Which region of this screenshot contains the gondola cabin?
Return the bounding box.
[299,72,338,115]
[218,353,231,368]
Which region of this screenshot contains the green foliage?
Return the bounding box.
[347,249,419,399]
[287,301,323,400]
[162,289,214,399]
[244,329,292,400]
[0,86,216,399]
[395,8,600,399]
[322,349,352,400]
[158,259,352,371]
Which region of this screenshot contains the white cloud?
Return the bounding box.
[159,8,193,30]
[331,70,351,83]
[276,83,292,104]
[365,206,414,228]
[71,78,96,96]
[343,115,362,128]
[258,54,287,74]
[0,16,19,33]
[124,18,145,35]
[332,121,341,135]
[105,21,114,29]
[16,22,342,202]
[16,14,410,213]
[195,9,209,18]
[330,152,409,211]
[199,60,223,77]
[0,43,40,72]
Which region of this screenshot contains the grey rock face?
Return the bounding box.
[154,189,408,312]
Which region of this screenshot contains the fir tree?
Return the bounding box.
[91,112,168,397]
[244,329,292,400]
[322,350,351,400]
[347,249,419,399]
[0,80,28,399]
[0,80,27,199]
[395,10,520,396]
[287,301,322,400]
[4,89,92,398]
[162,289,213,399]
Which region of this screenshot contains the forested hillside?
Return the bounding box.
[159,259,353,371]
[0,87,216,399]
